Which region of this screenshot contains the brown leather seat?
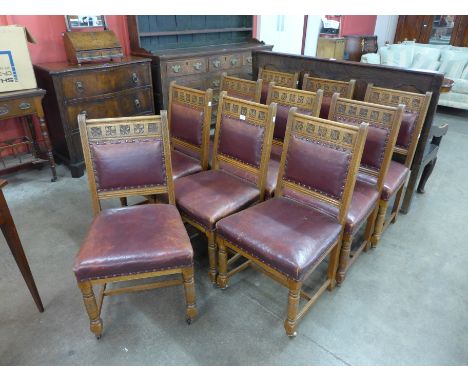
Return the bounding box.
[345,175,380,234]
[217,197,342,281]
[382,161,410,201]
[260,81,269,104]
[175,169,260,230]
[171,149,203,180]
[396,111,419,150]
[74,204,193,282]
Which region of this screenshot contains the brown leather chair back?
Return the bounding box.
[78,113,174,216]
[212,92,277,201]
[219,73,262,103]
[168,81,213,169]
[364,84,432,167]
[328,94,405,191]
[276,109,368,224]
[258,68,299,104]
[302,74,356,119]
[266,84,323,146]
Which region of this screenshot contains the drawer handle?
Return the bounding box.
[19,102,31,110]
[230,58,239,66]
[193,62,203,71]
[212,79,220,87]
[246,57,252,64]
[75,81,84,93]
[0,106,9,116]
[212,59,221,68]
[134,98,141,109]
[172,64,182,73]
[213,95,220,102]
[132,72,139,83]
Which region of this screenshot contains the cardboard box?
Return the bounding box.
[0,25,37,93]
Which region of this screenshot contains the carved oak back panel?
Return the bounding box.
[168,82,213,169]
[364,84,432,166]
[328,95,405,190]
[258,68,299,103]
[220,73,262,103]
[78,113,174,216]
[302,74,356,99]
[266,84,323,145]
[212,92,277,200]
[276,109,368,224]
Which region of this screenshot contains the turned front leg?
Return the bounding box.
[216,239,228,289]
[371,199,388,248]
[78,281,103,339]
[207,231,217,283]
[336,233,352,285]
[182,267,197,324]
[284,280,301,337]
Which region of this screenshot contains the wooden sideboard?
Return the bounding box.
[34,57,154,178]
[126,16,273,122]
[253,50,444,214]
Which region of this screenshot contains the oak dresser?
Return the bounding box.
[126,16,273,123]
[34,57,154,178]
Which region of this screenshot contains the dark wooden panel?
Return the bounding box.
[394,16,433,43]
[451,16,468,47]
[253,50,444,213]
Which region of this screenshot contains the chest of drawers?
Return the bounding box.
[34,57,154,178]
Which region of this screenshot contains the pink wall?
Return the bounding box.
[0,16,130,157]
[340,15,377,36]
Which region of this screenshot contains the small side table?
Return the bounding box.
[0,179,44,312]
[0,88,57,182]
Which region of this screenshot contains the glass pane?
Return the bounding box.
[429,15,455,45]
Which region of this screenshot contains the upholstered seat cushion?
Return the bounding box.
[265,158,280,197]
[171,149,203,180]
[396,111,419,150]
[345,174,380,234]
[217,197,342,281]
[73,204,193,282]
[175,170,260,230]
[381,161,409,201]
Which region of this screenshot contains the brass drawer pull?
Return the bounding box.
[212,59,221,68]
[75,81,84,93]
[212,79,220,87]
[172,64,182,73]
[230,58,239,66]
[246,56,252,64]
[193,62,203,71]
[213,95,220,102]
[19,102,32,110]
[132,72,139,83]
[134,99,141,109]
[0,106,9,116]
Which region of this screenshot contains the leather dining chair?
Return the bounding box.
[258,67,299,104]
[263,84,323,197]
[216,108,368,336]
[219,72,263,102]
[74,113,197,338]
[328,94,405,284]
[364,85,432,248]
[168,81,213,180]
[302,74,356,119]
[174,92,276,282]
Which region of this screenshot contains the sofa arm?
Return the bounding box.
[361,53,381,64]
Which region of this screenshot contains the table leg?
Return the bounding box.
[24,115,40,158]
[0,191,44,312]
[417,158,437,194]
[38,116,57,182]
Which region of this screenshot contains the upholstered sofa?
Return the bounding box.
[361,42,468,110]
